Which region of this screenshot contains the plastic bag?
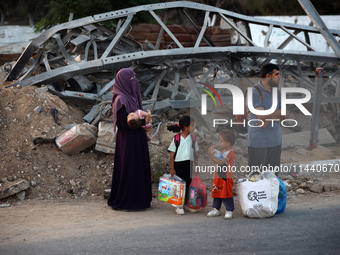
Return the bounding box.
[158,174,186,206]
[276,177,287,214]
[235,172,279,218]
[188,174,208,209]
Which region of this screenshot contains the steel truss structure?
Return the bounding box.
[5,0,340,112]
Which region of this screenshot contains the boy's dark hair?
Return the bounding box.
[167,115,194,133]
[260,63,279,78]
[128,118,142,129]
[220,129,235,146]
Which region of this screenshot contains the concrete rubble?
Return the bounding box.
[56,123,98,154]
[95,122,116,154]
[0,180,30,200]
[280,174,340,195]
[282,128,336,149]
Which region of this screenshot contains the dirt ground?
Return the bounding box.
[1,188,340,247]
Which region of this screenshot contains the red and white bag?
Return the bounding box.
[188,174,208,209]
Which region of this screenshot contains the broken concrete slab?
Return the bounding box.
[95,121,116,154]
[83,104,101,124]
[0,180,30,199]
[309,183,323,193]
[56,123,97,154]
[282,128,335,149]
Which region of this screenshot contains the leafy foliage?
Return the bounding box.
[1,0,339,30]
[34,0,160,31]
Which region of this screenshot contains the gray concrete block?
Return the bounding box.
[282,128,335,149]
[95,122,116,154]
[0,180,30,199]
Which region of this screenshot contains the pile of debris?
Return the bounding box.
[0,80,206,203]
[280,175,340,195]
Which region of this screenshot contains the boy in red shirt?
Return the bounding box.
[207,129,235,219]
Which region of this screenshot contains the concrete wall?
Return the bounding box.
[0,26,42,54]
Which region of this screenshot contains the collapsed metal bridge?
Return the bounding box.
[5,0,340,113]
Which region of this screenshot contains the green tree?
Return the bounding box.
[35,0,160,31]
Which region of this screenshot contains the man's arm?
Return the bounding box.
[255,108,289,128]
[255,108,288,121]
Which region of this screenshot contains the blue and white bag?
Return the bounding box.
[236,172,279,218]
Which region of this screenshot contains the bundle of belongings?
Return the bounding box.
[188,174,208,209]
[158,174,186,206]
[235,171,287,218]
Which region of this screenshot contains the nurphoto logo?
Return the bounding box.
[200,84,312,128]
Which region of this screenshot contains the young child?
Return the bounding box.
[127,109,152,141]
[207,129,235,219]
[167,115,199,215]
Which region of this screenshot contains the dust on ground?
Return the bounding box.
[1,188,340,246]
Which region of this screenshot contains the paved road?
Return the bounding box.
[1,196,339,255]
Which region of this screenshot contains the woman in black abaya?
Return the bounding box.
[108,68,152,211]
